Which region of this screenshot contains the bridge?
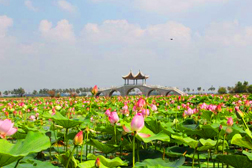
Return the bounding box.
[96,70,187,97]
[97,84,186,97]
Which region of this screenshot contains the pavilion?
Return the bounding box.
[122,70,149,85]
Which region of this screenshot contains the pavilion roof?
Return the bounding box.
[134,71,149,79]
[122,70,135,79]
[122,70,149,80]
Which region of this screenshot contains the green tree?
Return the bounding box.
[33,90,38,95]
[16,87,25,97]
[208,85,215,92]
[234,81,248,93]
[218,87,227,94]
[248,85,252,93]
[3,90,9,96]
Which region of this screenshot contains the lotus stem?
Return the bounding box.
[222,134,226,154]
[65,128,69,152]
[14,158,23,168]
[86,131,89,160]
[137,139,140,162]
[192,147,196,168]
[132,132,136,167]
[80,140,84,163]
[114,124,117,144]
[207,149,210,168]
[198,152,201,168]
[66,146,76,168]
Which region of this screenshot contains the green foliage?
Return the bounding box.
[248,85,252,93]
[218,87,227,94]
[135,157,185,168]
[233,81,249,93]
[0,132,50,167]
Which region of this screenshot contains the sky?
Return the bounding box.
[0,0,252,92]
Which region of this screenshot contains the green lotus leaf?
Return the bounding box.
[78,160,108,168]
[217,154,252,168]
[197,138,217,151]
[88,139,116,154]
[137,131,170,143]
[87,153,128,167]
[135,157,185,168]
[171,135,198,149]
[0,131,50,167]
[43,112,82,128]
[231,134,252,149]
[243,150,252,161]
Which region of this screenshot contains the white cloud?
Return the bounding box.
[0,15,15,60]
[57,0,76,13]
[24,0,38,12]
[39,19,75,42]
[0,15,13,37]
[200,20,252,47]
[81,20,191,46]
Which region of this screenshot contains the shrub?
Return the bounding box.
[47,90,55,98]
[218,87,227,94]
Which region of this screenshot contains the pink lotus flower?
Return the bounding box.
[200,103,207,110]
[108,111,119,125]
[0,119,18,139]
[141,109,149,117]
[184,108,194,116]
[150,104,157,111]
[136,98,146,109]
[105,109,111,116]
[131,113,144,132]
[227,117,233,126]
[122,113,150,138]
[122,104,128,111]
[29,115,36,121]
[132,105,137,112]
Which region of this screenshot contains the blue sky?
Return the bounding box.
[0,0,252,92]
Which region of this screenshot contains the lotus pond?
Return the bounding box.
[1,94,252,168]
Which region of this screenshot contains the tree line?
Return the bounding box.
[217,81,252,94]
[0,87,93,97]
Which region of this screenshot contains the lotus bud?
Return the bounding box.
[91,85,98,96]
[227,117,233,126]
[136,98,146,110]
[74,131,83,146]
[131,113,144,132]
[235,106,244,119]
[216,104,222,113]
[108,111,119,125]
[219,125,223,132]
[95,158,100,168]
